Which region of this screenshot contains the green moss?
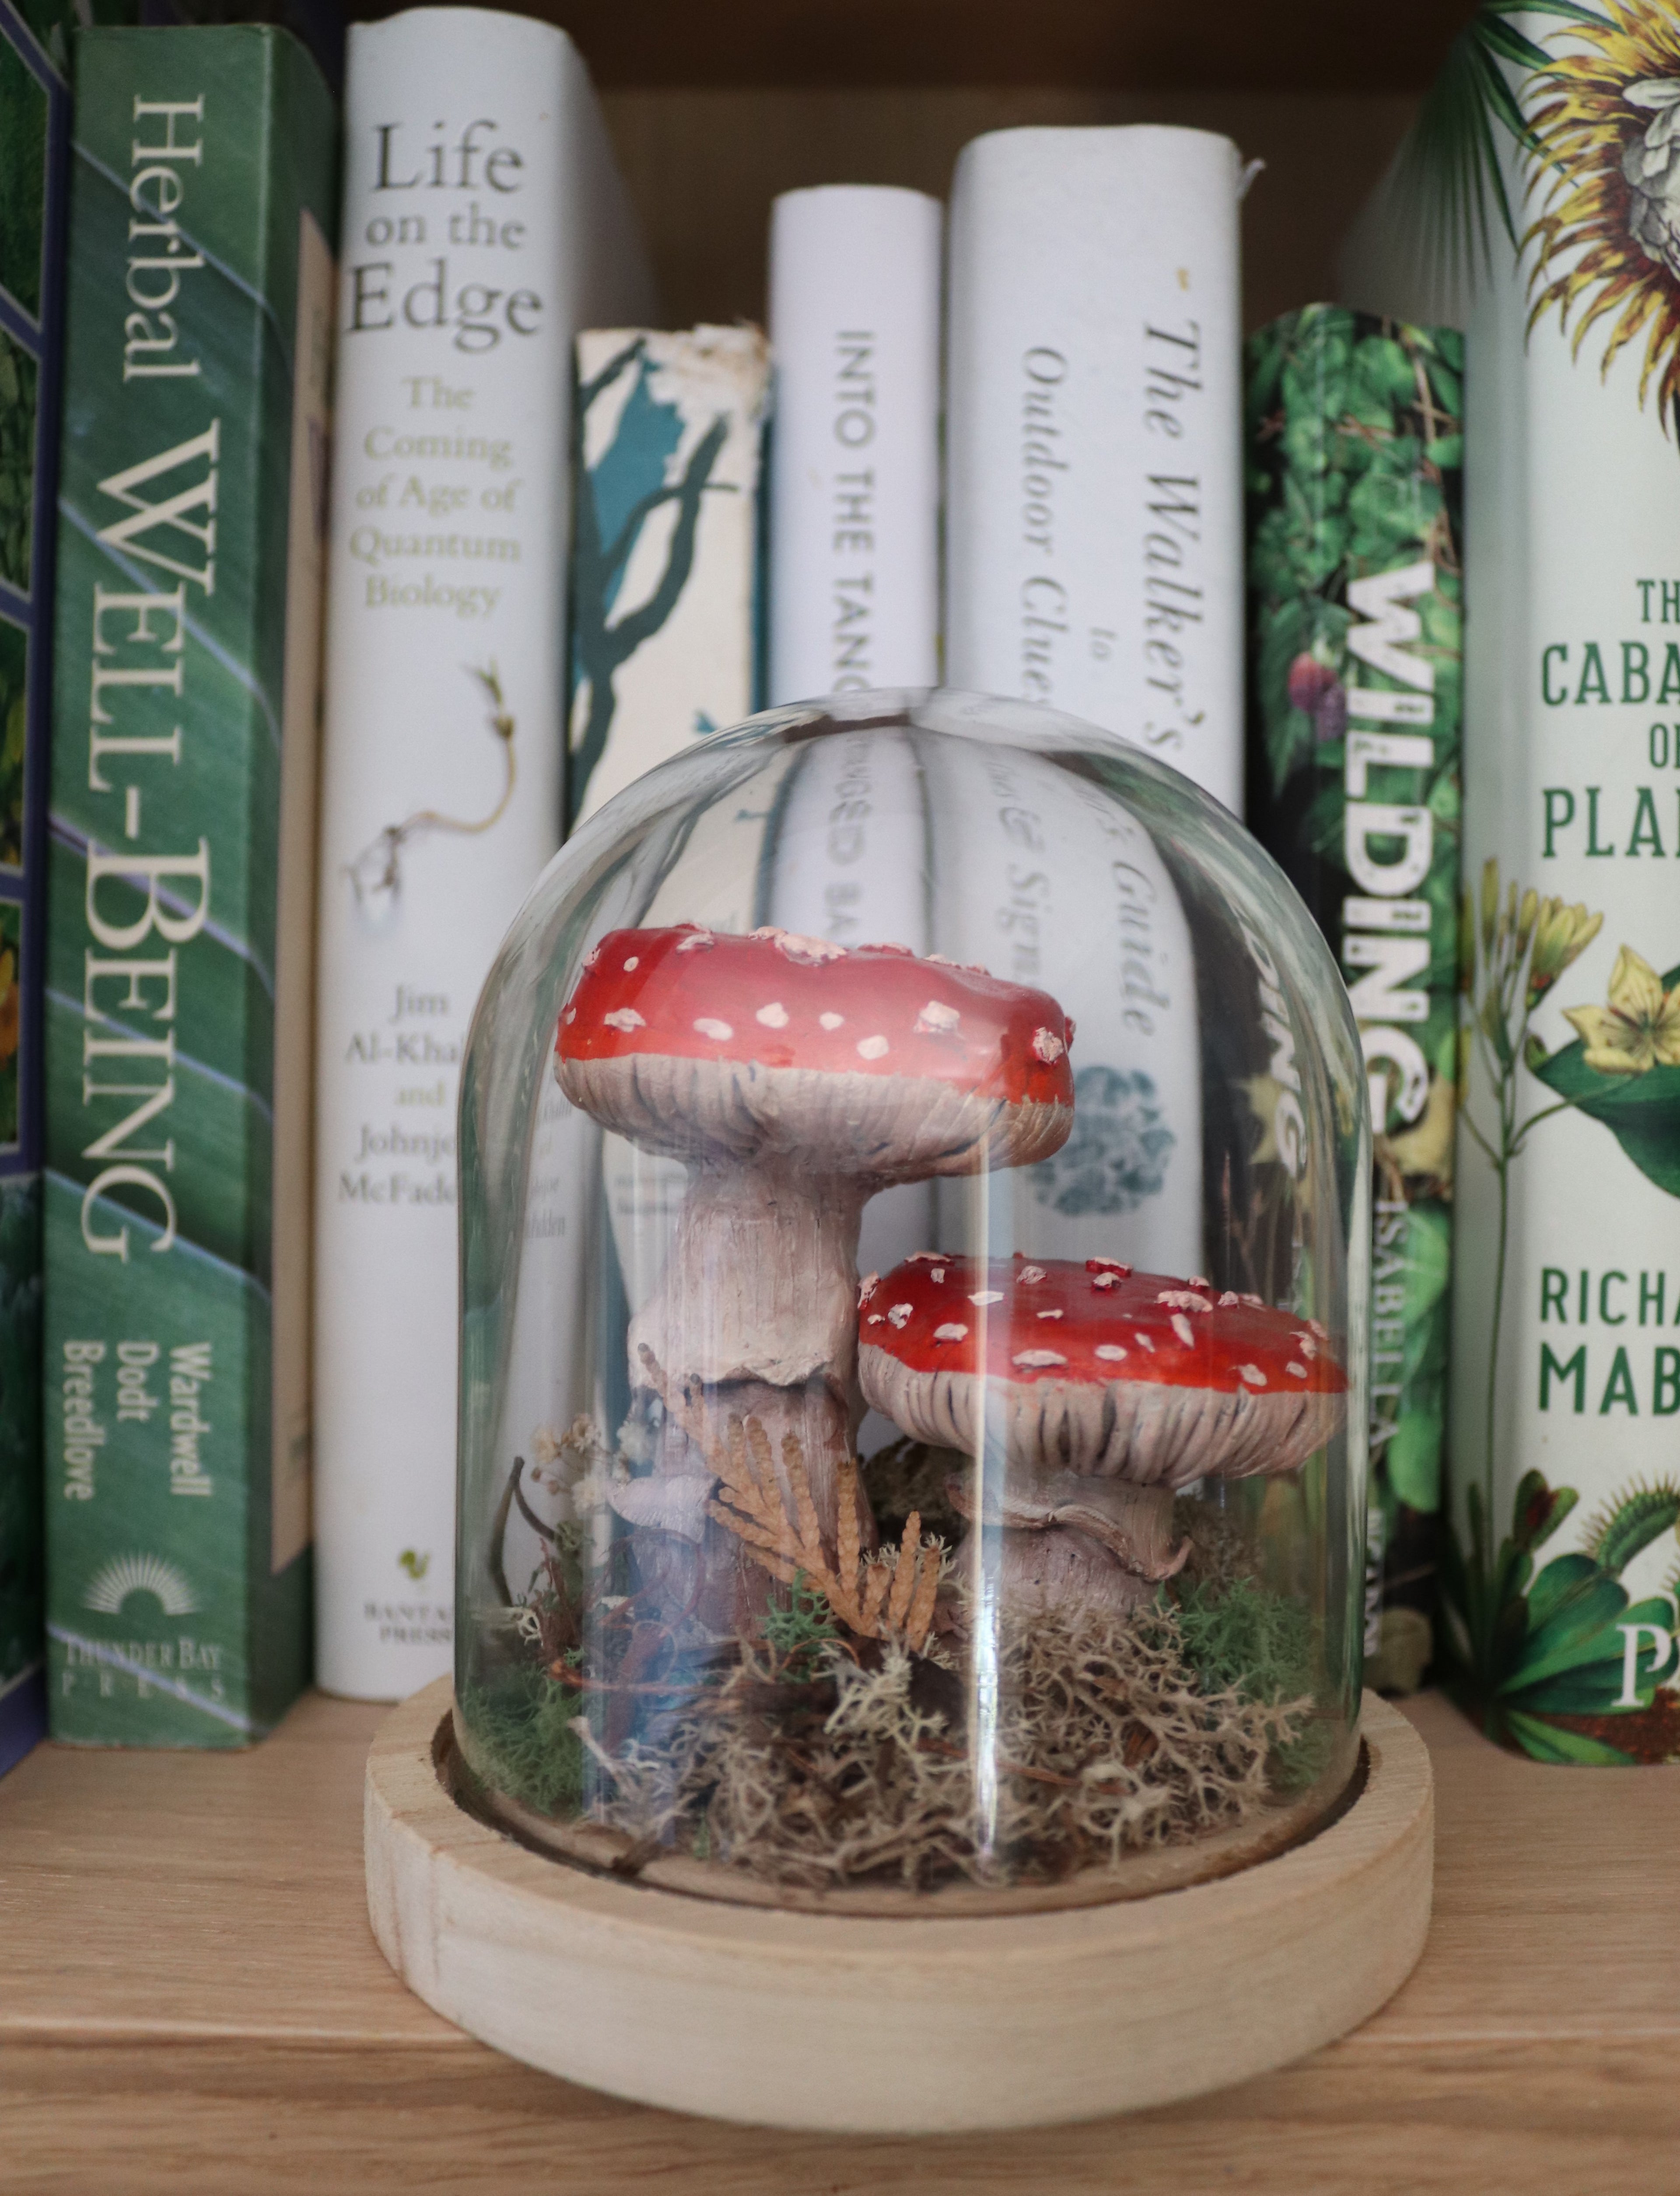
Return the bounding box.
[1171,1575,1331,1792]
[459,1668,586,1818]
[761,1573,838,1682]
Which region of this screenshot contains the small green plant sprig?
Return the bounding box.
[761,1574,840,1685]
[1457,857,1602,1532]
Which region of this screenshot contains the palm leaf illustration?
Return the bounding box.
[1354,1,1603,315]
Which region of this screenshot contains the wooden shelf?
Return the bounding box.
[599,86,1420,335]
[346,0,1477,94]
[2,1689,1677,2189]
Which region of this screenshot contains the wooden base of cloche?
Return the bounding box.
[364,1678,1432,2133]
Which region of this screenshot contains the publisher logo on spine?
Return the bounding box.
[81,1551,199,1618]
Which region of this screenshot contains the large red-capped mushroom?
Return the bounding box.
[554,925,1076,1611]
[858,1253,1348,1614]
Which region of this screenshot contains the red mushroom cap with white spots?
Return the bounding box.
[555,924,1075,1178]
[858,1253,1347,1486]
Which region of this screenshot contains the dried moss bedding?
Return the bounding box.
[472,1585,1319,1895]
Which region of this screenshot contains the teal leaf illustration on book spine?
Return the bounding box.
[567,336,734,820]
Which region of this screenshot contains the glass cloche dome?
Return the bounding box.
[454,690,1369,1912]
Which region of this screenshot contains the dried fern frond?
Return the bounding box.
[635,1343,941,1651]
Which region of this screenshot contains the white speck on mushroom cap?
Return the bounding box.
[1019,1264,1046,1283]
[908,1251,949,1263]
[1190,1276,1211,1291]
[931,1268,946,1283]
[1307,1319,1329,1339]
[1136,1332,1155,1353]
[674,928,714,953]
[819,1011,844,1031]
[856,1035,889,1060]
[970,1290,1004,1305]
[1292,1332,1320,1360]
[1096,1343,1128,1362]
[1287,1361,1308,1379]
[934,1322,969,1343]
[623,956,639,972]
[1237,1364,1268,1388]
[1091,1272,1118,1291]
[867,1314,884,1325]
[1157,1289,1213,1313]
[1240,1294,1264,1309]
[1170,1313,1196,1349]
[1031,1027,1066,1063]
[562,1007,576,1024]
[1219,1291,1240,1307]
[583,946,602,971]
[1037,1308,1064,1320]
[693,1017,733,1042]
[1013,1349,1067,1369]
[858,1273,879,1307]
[887,1303,913,1328]
[750,924,846,966]
[604,1007,644,1033]
[755,1001,789,1028]
[915,999,962,1035]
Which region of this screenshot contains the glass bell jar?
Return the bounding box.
[453,688,1370,1914]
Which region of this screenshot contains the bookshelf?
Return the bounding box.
[335,0,1466,332]
[21,1,1672,2182]
[5,1688,1678,2188]
[346,0,1474,93]
[598,86,1420,334]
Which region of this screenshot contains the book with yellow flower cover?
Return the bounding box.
[1344,0,1680,1762]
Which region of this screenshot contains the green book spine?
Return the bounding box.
[1244,305,1465,1696]
[44,22,335,1744]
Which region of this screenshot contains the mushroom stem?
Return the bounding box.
[947,1474,1189,1617]
[630,1156,878,1626]
[630,1161,868,1396]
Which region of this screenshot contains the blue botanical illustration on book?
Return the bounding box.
[1030,1064,1175,1216]
[568,336,735,819]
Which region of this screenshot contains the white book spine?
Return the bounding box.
[313,7,653,1699]
[767,185,942,703]
[922,733,1203,1281]
[945,127,1245,811]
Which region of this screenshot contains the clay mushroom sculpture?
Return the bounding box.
[554,924,1075,1614]
[858,1253,1348,1614]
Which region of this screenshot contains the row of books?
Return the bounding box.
[3,0,1673,1769]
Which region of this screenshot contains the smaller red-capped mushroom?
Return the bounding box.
[858,1253,1348,1615]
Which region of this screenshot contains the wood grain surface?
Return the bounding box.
[344,0,1476,95]
[598,88,1420,336]
[365,1684,1430,2129]
[3,1689,1677,2187]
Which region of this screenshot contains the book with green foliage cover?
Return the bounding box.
[1245,305,1464,1696]
[45,22,335,1744]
